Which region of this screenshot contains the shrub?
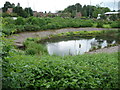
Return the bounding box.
[3,52,119,88]
[2,27,16,35]
[15,17,25,25]
[31,17,40,25]
[79,21,93,27]
[96,21,103,28]
[24,41,47,55]
[15,25,25,33]
[109,14,119,21]
[38,18,46,26]
[24,25,41,31]
[2,17,15,25]
[110,21,120,28]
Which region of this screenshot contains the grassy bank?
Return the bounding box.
[3,48,119,88]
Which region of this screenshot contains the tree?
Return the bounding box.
[102,7,110,13]
[109,14,118,21]
[45,11,47,13]
[2,1,12,12]
[92,9,100,18]
[75,3,82,12]
[11,3,15,8]
[24,7,33,16]
[100,14,107,20]
[13,3,29,18]
[82,10,87,17]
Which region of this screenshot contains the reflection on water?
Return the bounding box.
[46,38,116,56]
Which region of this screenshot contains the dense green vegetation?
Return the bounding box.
[38,29,119,43]
[2,29,119,88]
[3,51,119,88]
[1,16,119,36]
[2,1,33,17]
[1,1,119,89]
[61,3,111,18]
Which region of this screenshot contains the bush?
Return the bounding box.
[24,25,41,31]
[96,21,103,28]
[79,21,93,27]
[3,52,118,88]
[24,41,47,55]
[38,18,46,26]
[15,17,25,25]
[31,17,40,25]
[109,14,119,21]
[2,17,15,25]
[2,27,16,35]
[14,25,25,33]
[110,21,120,28]
[1,17,118,36]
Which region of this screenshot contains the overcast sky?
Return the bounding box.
[0,0,119,12]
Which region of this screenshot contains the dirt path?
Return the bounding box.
[8,27,119,54]
[9,27,117,44]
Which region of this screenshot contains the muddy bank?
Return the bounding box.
[8,27,119,54]
[9,27,118,44]
[87,45,119,54]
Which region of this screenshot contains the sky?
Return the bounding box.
[0,0,119,13]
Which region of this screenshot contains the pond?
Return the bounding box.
[45,37,117,56]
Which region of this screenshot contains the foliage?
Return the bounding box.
[96,20,103,28]
[2,17,15,25]
[110,21,120,28]
[1,36,14,59]
[24,40,47,55]
[2,29,119,88]
[109,14,119,21]
[2,1,14,12]
[100,14,107,20]
[2,13,18,17]
[24,25,41,31]
[62,3,110,18]
[1,17,118,36]
[3,51,119,88]
[24,7,33,16]
[15,17,25,25]
[2,1,33,17]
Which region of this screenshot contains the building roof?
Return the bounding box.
[104,12,120,15]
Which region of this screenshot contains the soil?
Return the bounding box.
[86,45,119,54]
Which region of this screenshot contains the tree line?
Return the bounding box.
[59,3,111,18]
[2,1,33,17]
[1,1,116,18]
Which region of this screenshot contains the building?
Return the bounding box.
[97,12,120,20]
[6,8,13,14]
[33,11,45,17]
[104,12,120,20]
[76,12,82,18]
[38,12,44,17]
[104,12,120,15]
[33,11,38,17]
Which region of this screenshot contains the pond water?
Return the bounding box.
[46,38,117,56]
